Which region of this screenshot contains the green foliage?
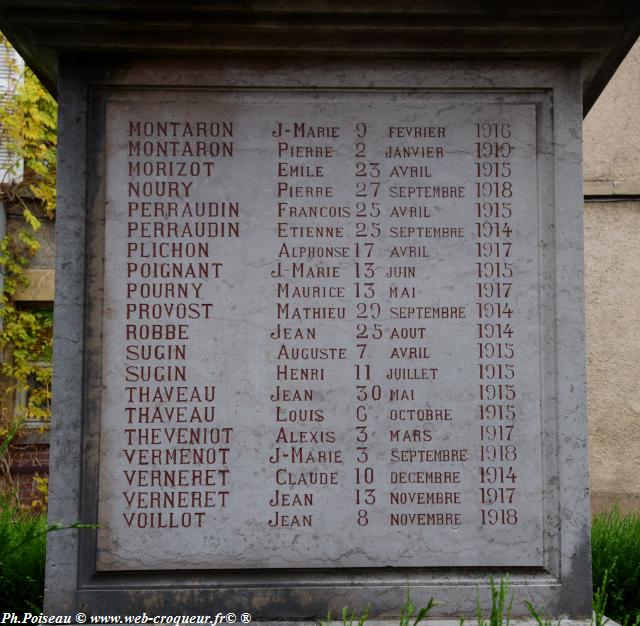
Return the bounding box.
[319,592,435,626]
[320,605,369,626]
[525,600,561,626]
[341,605,370,626]
[592,568,611,626]
[476,578,513,626]
[592,507,640,626]
[0,496,96,611]
[0,308,52,417]
[337,606,369,626]
[398,591,437,626]
[0,496,47,611]
[0,34,56,451]
[0,36,56,217]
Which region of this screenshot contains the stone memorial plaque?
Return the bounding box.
[97,91,544,570]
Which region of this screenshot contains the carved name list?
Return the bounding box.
[97,93,544,570]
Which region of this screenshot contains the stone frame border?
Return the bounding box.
[45,58,590,618]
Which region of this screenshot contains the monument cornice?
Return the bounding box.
[0,0,639,112]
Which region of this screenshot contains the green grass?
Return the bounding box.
[0,497,47,612]
[320,592,436,626]
[399,591,437,626]
[592,506,640,626]
[477,578,513,626]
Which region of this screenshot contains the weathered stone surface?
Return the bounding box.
[44,59,591,619]
[98,94,543,570]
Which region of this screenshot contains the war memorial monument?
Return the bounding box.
[1,1,640,620]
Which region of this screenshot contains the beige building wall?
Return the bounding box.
[584,38,640,513]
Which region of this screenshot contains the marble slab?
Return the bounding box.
[97,92,544,570]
